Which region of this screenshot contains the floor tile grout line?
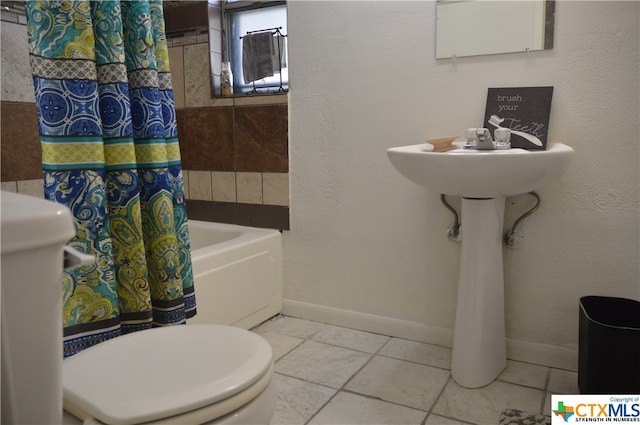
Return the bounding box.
[338,345,452,417]
[375,352,452,373]
[494,377,549,392]
[340,336,389,388]
[271,332,385,359]
[326,345,437,416]
[302,387,337,425]
[258,315,420,352]
[301,335,464,424]
[257,316,395,424]
[421,375,455,425]
[543,367,551,393]
[302,326,400,425]
[272,338,306,363]
[300,351,376,425]
[383,335,454,351]
[271,322,378,425]
[541,367,552,415]
[337,388,432,424]
[261,327,453,371]
[273,371,340,394]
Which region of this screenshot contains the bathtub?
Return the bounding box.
[187,220,282,329]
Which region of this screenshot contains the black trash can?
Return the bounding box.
[578,296,640,394]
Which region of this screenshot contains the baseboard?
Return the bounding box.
[283,298,454,347]
[506,338,578,372]
[282,299,578,371]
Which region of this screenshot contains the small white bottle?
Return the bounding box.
[221,62,233,97]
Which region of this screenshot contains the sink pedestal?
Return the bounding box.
[451,197,506,388]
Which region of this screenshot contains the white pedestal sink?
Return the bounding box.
[387,141,573,388]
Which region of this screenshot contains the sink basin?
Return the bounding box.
[387,141,574,198]
[387,140,574,388]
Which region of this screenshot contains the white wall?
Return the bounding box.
[284,1,639,369]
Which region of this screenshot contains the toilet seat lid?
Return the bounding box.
[63,324,273,425]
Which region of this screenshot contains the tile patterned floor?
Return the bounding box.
[252,315,579,425]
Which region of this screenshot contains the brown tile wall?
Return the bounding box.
[187,200,289,230]
[178,105,288,173]
[1,100,290,229]
[235,105,289,173]
[164,2,208,37]
[178,107,235,171]
[177,103,290,229]
[1,102,41,181]
[0,102,290,179]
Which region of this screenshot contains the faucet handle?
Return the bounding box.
[464,128,477,149]
[494,128,511,150]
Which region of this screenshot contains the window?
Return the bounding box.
[222,1,288,95]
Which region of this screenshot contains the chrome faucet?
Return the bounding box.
[463,127,495,150]
[474,128,495,150]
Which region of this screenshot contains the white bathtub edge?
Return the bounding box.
[188,220,283,330]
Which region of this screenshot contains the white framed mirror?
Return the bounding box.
[436,0,555,59]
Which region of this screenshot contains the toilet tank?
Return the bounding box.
[1,191,76,425]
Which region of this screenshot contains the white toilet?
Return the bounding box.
[62,324,276,425]
[1,192,276,425]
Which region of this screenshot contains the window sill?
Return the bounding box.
[212,93,288,107]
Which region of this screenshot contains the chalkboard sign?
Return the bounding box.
[483,86,553,150]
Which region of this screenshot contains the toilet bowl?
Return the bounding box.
[62,324,276,425]
[0,192,276,425]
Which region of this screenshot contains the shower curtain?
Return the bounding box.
[25,0,195,357]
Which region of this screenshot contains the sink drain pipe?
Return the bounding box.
[440,194,461,242]
[441,191,541,247]
[504,191,540,248]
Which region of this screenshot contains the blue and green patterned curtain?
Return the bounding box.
[25,0,196,357]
